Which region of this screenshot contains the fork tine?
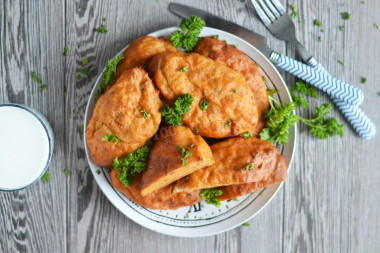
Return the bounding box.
[270,0,286,14]
[263,0,281,18]
[258,0,276,21]
[251,0,272,25]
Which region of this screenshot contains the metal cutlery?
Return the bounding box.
[250,0,375,138]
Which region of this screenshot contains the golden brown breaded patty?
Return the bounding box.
[217,157,288,201]
[148,52,259,138]
[141,126,214,196]
[111,169,202,210]
[195,37,269,136]
[116,36,177,77]
[86,68,162,167]
[174,137,287,192]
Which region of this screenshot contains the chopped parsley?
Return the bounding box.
[338,60,345,66]
[63,46,69,56]
[113,141,153,186]
[314,19,323,27]
[32,72,43,84]
[232,45,238,48]
[200,188,223,208]
[339,25,345,31]
[341,12,351,20]
[178,66,189,72]
[97,55,124,95]
[375,24,379,29]
[290,4,298,18]
[194,128,200,133]
[102,133,119,144]
[188,144,195,148]
[185,176,190,182]
[214,89,219,92]
[199,98,209,111]
[75,74,80,80]
[141,108,151,118]
[95,24,108,34]
[320,29,325,33]
[243,162,255,171]
[80,68,89,76]
[243,222,251,227]
[266,89,278,96]
[241,131,252,138]
[177,145,192,166]
[161,93,194,126]
[224,119,232,128]
[82,57,89,66]
[39,84,47,93]
[318,36,322,42]
[233,197,239,202]
[64,169,71,176]
[42,170,51,183]
[170,15,205,51]
[362,77,367,84]
[212,35,220,39]
[96,170,101,175]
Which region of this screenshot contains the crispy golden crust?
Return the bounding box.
[86,68,162,167]
[141,126,214,196]
[111,169,202,210]
[148,51,258,138]
[217,158,288,201]
[195,37,269,136]
[116,36,177,77]
[174,137,287,192]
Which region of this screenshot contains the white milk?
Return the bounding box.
[0,105,51,190]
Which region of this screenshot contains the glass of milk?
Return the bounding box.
[0,104,54,191]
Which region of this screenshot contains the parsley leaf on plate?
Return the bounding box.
[199,98,209,111]
[97,55,124,96]
[161,93,194,126]
[200,188,223,208]
[170,15,205,51]
[102,133,118,144]
[42,170,51,183]
[177,145,192,166]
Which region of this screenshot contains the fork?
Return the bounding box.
[251,0,376,139]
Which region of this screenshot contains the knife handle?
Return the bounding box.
[273,54,363,106]
[315,63,376,139]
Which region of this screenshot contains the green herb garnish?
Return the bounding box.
[113,141,154,186]
[82,57,89,66]
[63,46,69,56]
[95,24,108,34]
[32,72,43,84]
[200,188,223,208]
[243,162,255,171]
[80,68,89,76]
[233,197,239,202]
[141,108,151,118]
[212,35,220,39]
[42,170,51,183]
[341,12,351,20]
[177,145,192,166]
[96,170,101,175]
[266,89,278,96]
[374,24,379,29]
[39,84,47,93]
[97,55,124,95]
[243,222,251,227]
[161,93,194,126]
[170,15,205,51]
[241,131,252,138]
[194,128,200,134]
[318,36,322,42]
[102,133,119,144]
[362,77,367,84]
[290,4,298,18]
[199,98,209,111]
[339,25,345,31]
[64,169,71,176]
[314,19,323,27]
[178,66,189,72]
[338,60,345,66]
[292,80,318,98]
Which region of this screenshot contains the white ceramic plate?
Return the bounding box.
[84,27,296,237]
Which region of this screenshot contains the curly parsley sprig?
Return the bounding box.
[170,15,205,51]
[260,81,344,144]
[161,93,194,126]
[97,55,124,97]
[200,188,223,208]
[113,141,154,187]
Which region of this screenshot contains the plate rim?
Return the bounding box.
[83,26,297,237]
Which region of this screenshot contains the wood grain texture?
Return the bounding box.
[0,0,380,252]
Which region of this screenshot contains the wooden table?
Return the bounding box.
[1,0,379,252]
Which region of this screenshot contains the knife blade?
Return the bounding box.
[169,3,273,58]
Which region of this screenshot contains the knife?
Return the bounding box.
[169,3,376,139]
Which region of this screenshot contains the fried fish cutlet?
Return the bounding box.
[116,36,177,77]
[195,37,269,136]
[141,126,214,196]
[111,169,202,210]
[148,51,259,138]
[174,137,287,193]
[86,68,162,167]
